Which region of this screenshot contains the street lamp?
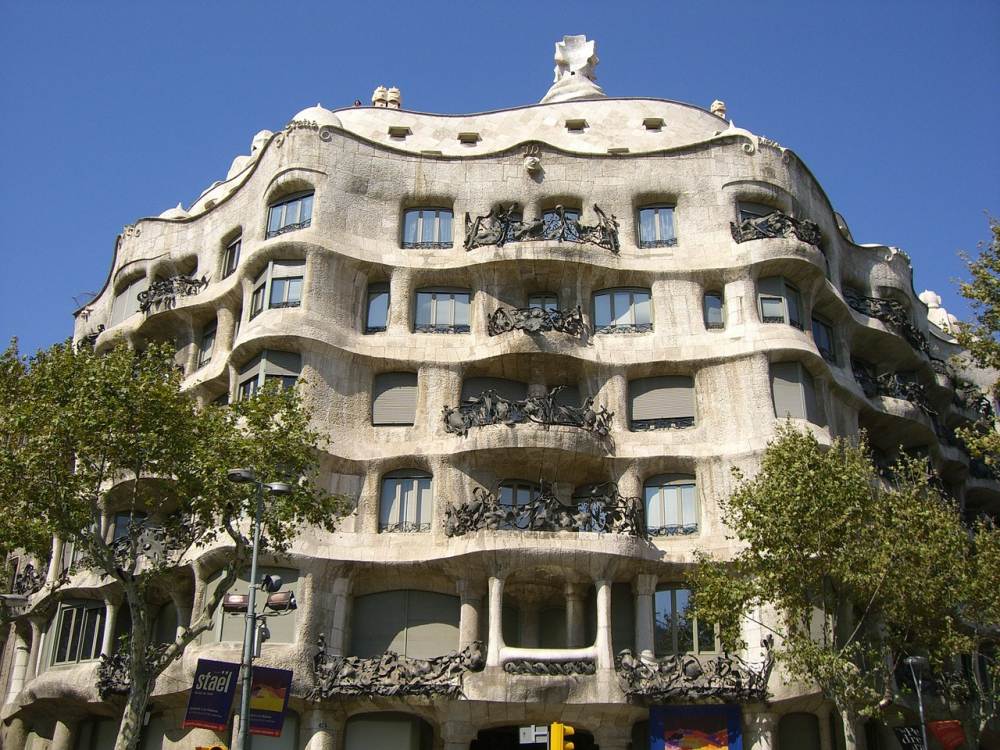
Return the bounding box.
[227,468,293,750]
[904,655,930,750]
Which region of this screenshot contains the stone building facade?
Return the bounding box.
[2,35,997,750]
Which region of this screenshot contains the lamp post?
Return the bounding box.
[904,655,930,750]
[227,468,293,750]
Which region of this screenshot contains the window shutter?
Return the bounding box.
[757,276,784,298]
[629,376,695,421]
[771,362,806,419]
[264,351,301,378]
[350,591,408,658]
[271,259,305,278]
[461,377,528,402]
[802,368,825,425]
[402,591,460,659]
[372,373,418,425]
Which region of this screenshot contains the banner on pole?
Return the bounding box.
[249,665,293,737]
[182,659,240,732]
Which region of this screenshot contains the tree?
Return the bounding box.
[0,339,351,750]
[956,217,1000,466]
[690,424,1000,748]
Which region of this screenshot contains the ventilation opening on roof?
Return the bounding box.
[565,119,588,133]
[643,117,665,131]
[388,126,411,139]
[458,132,481,145]
[608,147,630,155]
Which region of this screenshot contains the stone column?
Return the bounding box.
[456,579,482,649]
[51,717,78,750]
[441,721,477,750]
[3,717,29,750]
[817,704,834,750]
[388,267,412,334]
[303,707,342,750]
[47,535,63,583]
[328,576,354,657]
[23,618,43,683]
[594,579,613,669]
[486,575,505,667]
[564,582,587,648]
[216,304,237,354]
[745,710,778,750]
[101,599,120,657]
[633,573,658,660]
[3,627,30,704]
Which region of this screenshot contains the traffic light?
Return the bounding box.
[194,745,226,750]
[549,722,575,750]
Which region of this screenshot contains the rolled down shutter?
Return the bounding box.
[403,591,460,659]
[373,372,418,425]
[629,376,695,421]
[461,377,528,402]
[802,368,825,426]
[264,350,301,378]
[271,259,305,278]
[350,591,407,657]
[771,362,806,419]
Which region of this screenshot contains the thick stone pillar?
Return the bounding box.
[23,618,43,683]
[303,707,342,750]
[456,579,482,649]
[594,579,613,669]
[328,576,354,657]
[817,704,834,750]
[3,627,30,704]
[51,717,78,750]
[47,535,63,583]
[745,710,777,750]
[441,722,476,750]
[101,599,120,657]
[388,267,412,333]
[564,582,586,648]
[633,573,658,660]
[215,304,237,354]
[3,717,29,750]
[486,575,505,667]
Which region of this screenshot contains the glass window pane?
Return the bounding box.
[404,212,419,245]
[634,293,651,326]
[705,294,724,326]
[698,618,716,653]
[594,293,612,328]
[682,485,697,526]
[55,608,75,663]
[454,295,470,327]
[500,485,514,507]
[421,211,436,244]
[417,478,432,526]
[286,199,301,227]
[439,211,452,243]
[300,194,313,222]
[613,291,633,325]
[368,290,389,329]
[267,206,281,233]
[380,480,400,529]
[415,293,432,326]
[664,487,680,527]
[675,589,694,653]
[80,608,102,660]
[436,294,454,326]
[657,208,675,241]
[653,589,674,654]
[639,209,656,243]
[286,278,303,304]
[68,607,84,662]
[787,287,802,326]
[761,297,785,321]
[645,486,662,529]
[269,278,287,306]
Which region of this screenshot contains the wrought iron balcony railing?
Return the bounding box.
[379,521,431,534]
[487,306,585,337]
[504,659,596,675]
[853,361,935,415]
[464,203,620,253]
[266,218,311,239]
[10,563,45,596]
[97,640,168,699]
[615,636,774,702]
[444,482,644,538]
[729,211,822,246]
[594,322,653,335]
[443,386,613,438]
[631,416,695,432]
[401,240,453,249]
[137,275,209,314]
[843,289,929,354]
[647,522,699,537]
[310,635,485,699]
[414,323,470,334]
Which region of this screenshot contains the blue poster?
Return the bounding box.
[649,705,742,750]
[249,665,293,737]
[182,659,240,732]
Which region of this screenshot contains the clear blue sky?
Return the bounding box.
[2,1,998,355]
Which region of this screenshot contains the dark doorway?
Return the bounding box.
[471,725,598,750]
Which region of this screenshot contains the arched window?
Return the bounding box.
[593,288,652,334]
[402,207,453,248]
[267,192,313,238]
[644,474,698,536]
[366,283,389,333]
[414,288,471,333]
[380,470,433,532]
[703,291,725,330]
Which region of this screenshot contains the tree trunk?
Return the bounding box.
[113,595,155,750]
[840,708,867,750]
[114,682,153,750]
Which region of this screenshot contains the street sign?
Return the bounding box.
[182,659,240,732]
[519,725,549,744]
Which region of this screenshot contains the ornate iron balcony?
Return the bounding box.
[843,289,929,354]
[77,325,105,350]
[647,522,699,537]
[631,417,695,432]
[310,635,485,699]
[10,563,45,596]
[266,218,311,238]
[487,306,585,337]
[853,361,934,415]
[97,640,168,699]
[138,274,209,314]
[402,241,453,249]
[730,211,821,246]
[504,659,595,675]
[464,203,620,253]
[379,521,431,534]
[594,322,653,335]
[638,238,678,249]
[443,386,613,438]
[414,324,470,334]
[444,481,644,537]
[616,636,774,702]
[954,381,995,420]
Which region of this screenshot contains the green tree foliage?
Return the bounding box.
[956,218,1000,465]
[0,339,351,750]
[690,424,1000,745]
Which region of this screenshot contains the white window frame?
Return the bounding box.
[248,260,305,321]
[644,475,699,536]
[222,235,241,278]
[379,472,433,533]
[402,208,454,248]
[414,288,471,333]
[757,276,803,329]
[50,601,105,666]
[637,205,677,248]
[593,288,653,334]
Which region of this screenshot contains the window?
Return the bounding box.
[51,601,105,665]
[637,206,677,248]
[414,289,471,333]
[198,319,216,368]
[222,236,241,278]
[215,567,299,644]
[109,277,146,327]
[499,480,542,529]
[645,476,698,536]
[366,283,389,333]
[593,288,652,333]
[266,192,313,238]
[703,292,725,330]
[542,207,581,242]
[654,586,716,654]
[249,260,305,320]
[402,208,453,249]
[111,511,148,542]
[812,316,836,363]
[629,376,695,430]
[460,377,528,403]
[528,293,558,311]
[237,350,301,400]
[350,591,460,659]
[372,373,418,425]
[771,361,825,424]
[379,471,432,533]
[757,276,802,329]
[738,201,776,223]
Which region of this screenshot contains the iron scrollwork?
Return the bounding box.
[503,659,596,676]
[310,635,485,699]
[487,306,585,337]
[954,381,995,420]
[853,360,935,415]
[843,290,929,354]
[615,636,774,702]
[77,325,105,350]
[443,386,613,438]
[730,211,821,246]
[97,639,169,698]
[10,563,45,596]
[464,204,620,253]
[379,521,431,534]
[138,274,209,314]
[444,481,644,538]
